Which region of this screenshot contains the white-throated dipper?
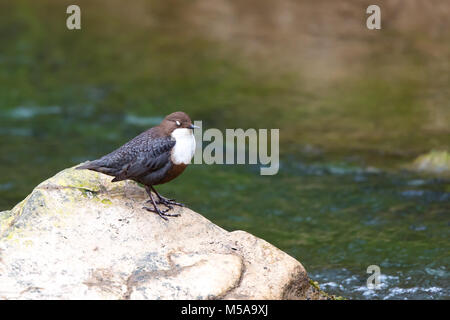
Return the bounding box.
[77,111,198,220]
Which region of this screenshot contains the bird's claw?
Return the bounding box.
[142,205,181,221]
[158,197,185,207]
[147,197,185,207]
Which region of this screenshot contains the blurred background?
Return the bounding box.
[0,0,449,299]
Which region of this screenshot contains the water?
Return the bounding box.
[183,162,449,300]
[0,0,449,299]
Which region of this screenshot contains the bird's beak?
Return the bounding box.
[189,124,200,129]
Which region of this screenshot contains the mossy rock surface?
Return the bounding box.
[409,150,450,177]
[0,165,323,300]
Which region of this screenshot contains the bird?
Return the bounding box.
[77,111,198,220]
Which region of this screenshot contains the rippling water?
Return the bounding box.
[0,0,449,299]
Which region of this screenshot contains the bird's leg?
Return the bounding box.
[151,186,185,207]
[142,186,180,220]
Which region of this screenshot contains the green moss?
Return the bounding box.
[79,188,98,198]
[53,169,104,193]
[0,210,12,221]
[410,150,450,176]
[308,279,346,300]
[101,199,112,205]
[0,210,14,235]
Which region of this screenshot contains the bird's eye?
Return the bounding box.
[176,121,181,126]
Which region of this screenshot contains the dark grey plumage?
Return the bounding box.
[77,128,176,186]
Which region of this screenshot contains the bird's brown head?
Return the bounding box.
[159,111,198,134]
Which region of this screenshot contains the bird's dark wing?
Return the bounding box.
[112,137,175,182]
[77,130,175,182]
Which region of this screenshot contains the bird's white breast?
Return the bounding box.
[171,128,196,165]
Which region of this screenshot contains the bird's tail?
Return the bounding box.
[76,161,96,170]
[76,160,116,175]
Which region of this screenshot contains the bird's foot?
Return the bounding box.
[142,205,180,221]
[156,195,185,208]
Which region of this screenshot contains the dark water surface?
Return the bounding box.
[0,1,449,299]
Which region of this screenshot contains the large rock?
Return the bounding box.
[410,150,450,177]
[0,166,319,300]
